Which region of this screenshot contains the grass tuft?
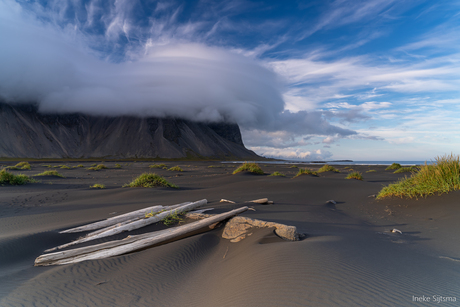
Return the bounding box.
[145,209,165,218]
[76,164,84,168]
[317,165,340,173]
[87,164,108,171]
[233,162,264,175]
[168,166,183,172]
[0,169,36,185]
[90,184,106,189]
[289,165,298,168]
[345,171,363,180]
[269,171,285,177]
[123,173,178,188]
[161,210,184,226]
[60,165,71,169]
[377,154,460,199]
[386,163,402,170]
[34,170,64,177]
[394,166,419,174]
[115,163,122,169]
[7,161,31,170]
[366,169,376,173]
[294,168,318,178]
[149,163,167,169]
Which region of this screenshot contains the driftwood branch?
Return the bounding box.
[35,206,248,266]
[220,199,236,204]
[60,202,190,233]
[247,198,273,204]
[45,199,207,252]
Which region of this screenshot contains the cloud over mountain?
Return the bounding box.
[0,0,354,140]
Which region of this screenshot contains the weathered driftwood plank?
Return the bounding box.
[45,199,207,252]
[35,206,248,266]
[60,202,190,233]
[248,198,268,204]
[220,199,236,204]
[36,229,173,264]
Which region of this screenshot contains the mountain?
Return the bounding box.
[0,103,259,159]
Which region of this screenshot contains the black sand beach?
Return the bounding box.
[1,161,459,306]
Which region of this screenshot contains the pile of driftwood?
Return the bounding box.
[35,198,298,266]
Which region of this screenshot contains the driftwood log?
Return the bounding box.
[45,199,207,252]
[35,206,248,266]
[60,202,190,233]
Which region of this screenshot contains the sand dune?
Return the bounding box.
[1,162,459,306]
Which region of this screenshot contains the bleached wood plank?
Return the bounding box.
[60,202,190,233]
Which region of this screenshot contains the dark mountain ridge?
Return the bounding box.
[0,103,259,159]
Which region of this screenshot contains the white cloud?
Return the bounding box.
[388,137,415,145]
[249,146,333,160]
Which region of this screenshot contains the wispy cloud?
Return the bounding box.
[297,0,399,40]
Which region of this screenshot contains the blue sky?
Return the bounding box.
[1,0,459,161]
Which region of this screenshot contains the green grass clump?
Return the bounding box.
[162,210,184,226]
[115,163,122,169]
[289,165,298,168]
[87,164,108,171]
[8,161,31,170]
[15,161,31,169]
[345,171,363,180]
[42,164,52,168]
[394,166,419,174]
[317,165,340,173]
[386,163,402,170]
[168,166,183,172]
[123,173,178,188]
[60,165,71,169]
[145,209,165,218]
[76,164,84,168]
[269,171,285,177]
[0,169,36,185]
[294,168,318,178]
[377,154,460,199]
[34,170,64,177]
[150,163,167,169]
[366,169,376,173]
[232,162,264,175]
[90,184,106,189]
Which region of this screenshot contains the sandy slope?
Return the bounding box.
[0,162,459,306]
